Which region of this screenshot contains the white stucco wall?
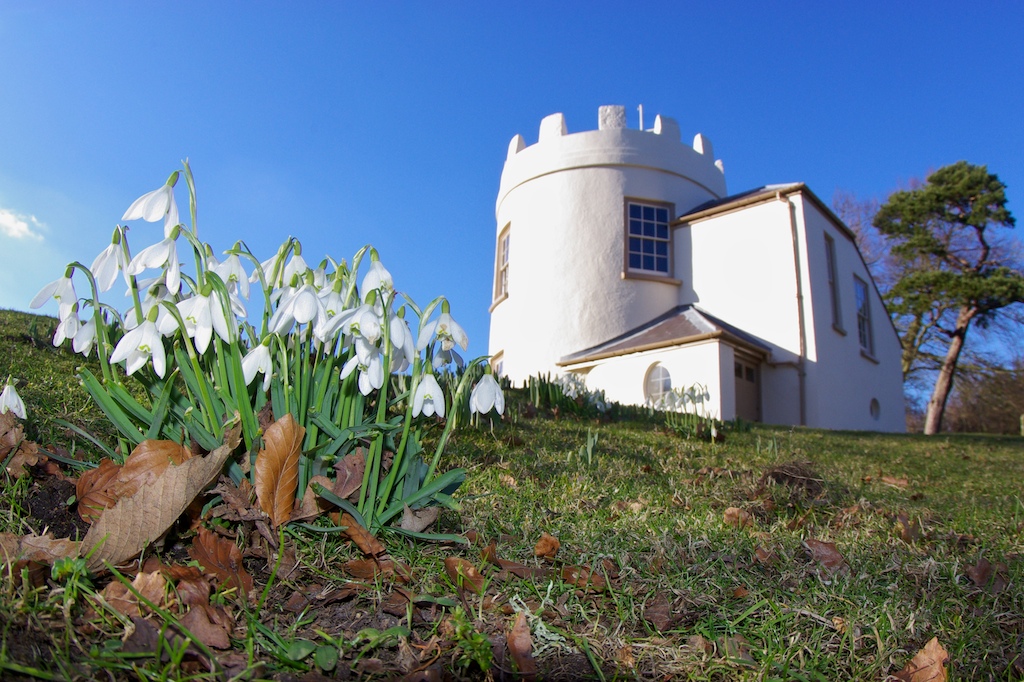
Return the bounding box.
[489,107,726,384]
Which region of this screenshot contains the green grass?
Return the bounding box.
[1,308,1023,680]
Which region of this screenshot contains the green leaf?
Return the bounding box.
[314,645,338,671]
[286,639,317,662]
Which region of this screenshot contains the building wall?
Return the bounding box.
[489,107,726,383]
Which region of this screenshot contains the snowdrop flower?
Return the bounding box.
[110,318,166,377]
[360,259,393,299]
[213,253,250,300]
[412,374,445,418]
[432,347,464,371]
[470,374,505,415]
[176,292,233,353]
[30,272,77,320]
[91,235,127,293]
[53,309,82,347]
[0,381,26,419]
[389,314,415,373]
[128,281,172,331]
[341,337,384,396]
[252,246,288,287]
[122,174,180,237]
[417,311,469,353]
[269,283,324,335]
[242,342,274,392]
[128,235,181,295]
[73,317,97,357]
[282,252,310,283]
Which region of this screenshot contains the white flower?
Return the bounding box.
[417,311,469,352]
[412,374,445,418]
[91,242,127,293]
[0,381,26,419]
[30,275,77,320]
[122,183,180,237]
[73,317,97,357]
[110,319,166,377]
[128,236,181,295]
[340,337,384,396]
[282,253,310,284]
[176,292,233,353]
[269,283,324,335]
[360,260,393,299]
[470,374,505,415]
[242,343,274,392]
[213,253,250,299]
[53,311,81,347]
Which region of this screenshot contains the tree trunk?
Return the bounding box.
[923,306,977,435]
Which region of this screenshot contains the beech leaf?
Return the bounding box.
[189,527,253,594]
[444,557,486,595]
[254,414,304,528]
[533,532,560,559]
[112,440,193,499]
[803,538,848,576]
[76,459,121,523]
[80,426,241,572]
[401,504,440,533]
[339,512,385,556]
[507,611,537,680]
[724,507,754,529]
[894,637,949,682]
[333,449,365,501]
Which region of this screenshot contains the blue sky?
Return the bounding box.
[2,2,1022,360]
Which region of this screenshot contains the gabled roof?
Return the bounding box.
[558,304,771,366]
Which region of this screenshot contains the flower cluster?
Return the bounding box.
[29,163,504,530]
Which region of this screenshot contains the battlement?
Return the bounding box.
[498,105,727,208]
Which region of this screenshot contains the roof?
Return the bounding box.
[558,304,771,366]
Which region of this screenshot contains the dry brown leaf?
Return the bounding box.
[178,603,233,650]
[643,593,678,632]
[444,557,486,595]
[19,533,81,564]
[966,557,1008,595]
[882,475,910,489]
[400,505,440,533]
[896,513,922,543]
[732,586,750,599]
[100,570,170,617]
[499,473,517,489]
[724,507,754,529]
[254,414,304,528]
[561,565,606,592]
[4,439,40,478]
[718,634,755,665]
[294,475,335,521]
[80,426,241,572]
[344,558,388,580]
[112,440,193,499]
[333,449,366,501]
[754,546,778,566]
[189,527,253,595]
[339,512,385,556]
[893,637,949,682]
[507,611,537,680]
[76,459,121,523]
[534,532,560,559]
[0,412,26,466]
[803,538,848,576]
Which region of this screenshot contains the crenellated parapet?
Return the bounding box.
[497,105,726,213]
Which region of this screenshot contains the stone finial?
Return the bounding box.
[598,105,627,130]
[653,115,680,141]
[693,133,714,158]
[507,134,526,159]
[539,113,567,141]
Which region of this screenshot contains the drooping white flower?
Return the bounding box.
[110,319,166,377]
[30,274,77,320]
[389,314,415,373]
[127,236,181,295]
[470,374,505,415]
[53,310,82,347]
[282,252,310,284]
[213,253,250,300]
[360,259,393,300]
[412,373,445,418]
[122,182,180,237]
[269,283,324,335]
[0,381,26,419]
[73,317,97,357]
[242,342,274,392]
[431,347,464,371]
[91,241,127,293]
[176,292,233,353]
[417,311,469,352]
[340,337,384,396]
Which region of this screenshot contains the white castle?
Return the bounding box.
[488,105,904,432]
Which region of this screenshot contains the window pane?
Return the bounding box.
[643,205,654,220]
[629,237,641,252]
[643,255,654,270]
[655,241,667,256]
[656,225,668,240]
[629,204,642,218]
[629,220,641,235]
[656,257,668,272]
[629,253,641,268]
[642,221,653,237]
[643,240,654,254]
[656,207,668,223]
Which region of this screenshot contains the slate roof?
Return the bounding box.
[558,305,771,366]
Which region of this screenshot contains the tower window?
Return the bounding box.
[494,224,510,301]
[644,363,672,403]
[854,275,874,355]
[824,233,843,332]
[626,201,671,275]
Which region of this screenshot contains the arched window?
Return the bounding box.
[644,363,672,403]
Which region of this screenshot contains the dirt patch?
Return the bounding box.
[759,461,826,499]
[25,476,90,539]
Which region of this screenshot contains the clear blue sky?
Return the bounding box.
[2,2,1021,360]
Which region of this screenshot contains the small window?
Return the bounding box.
[626,201,671,275]
[854,275,874,355]
[734,362,742,378]
[490,351,504,376]
[824,234,843,330]
[494,224,510,300]
[745,366,755,383]
[869,398,881,420]
[644,363,672,403]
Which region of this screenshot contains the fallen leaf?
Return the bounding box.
[332,449,365,501]
[15,533,81,564]
[882,475,910,489]
[803,538,848,576]
[499,473,517,489]
[687,634,714,656]
[893,637,949,682]
[76,459,121,523]
[400,505,440,533]
[754,546,778,566]
[724,507,754,529]
[965,557,1008,595]
[188,527,253,595]
[534,532,560,559]
[99,570,169,618]
[561,565,606,592]
[718,634,755,665]
[112,440,193,499]
[80,426,241,572]
[339,512,385,556]
[896,513,922,543]
[294,475,335,521]
[732,586,749,599]
[178,603,233,650]
[643,593,678,632]
[444,557,486,595]
[507,612,537,680]
[4,439,40,477]
[254,414,303,528]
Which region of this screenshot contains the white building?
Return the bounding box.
[488,106,905,432]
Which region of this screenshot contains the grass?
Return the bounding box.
[2,308,1023,680]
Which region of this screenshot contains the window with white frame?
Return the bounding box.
[644,363,672,403]
[824,234,843,331]
[626,201,671,275]
[494,224,510,301]
[854,275,873,355]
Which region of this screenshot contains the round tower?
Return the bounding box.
[488,105,726,383]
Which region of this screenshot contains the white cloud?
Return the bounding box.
[0,208,44,241]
